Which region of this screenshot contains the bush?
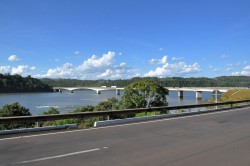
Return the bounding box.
[94,97,119,111]
[42,107,60,115]
[74,105,95,113]
[0,102,34,130]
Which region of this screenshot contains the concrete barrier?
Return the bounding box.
[0,124,77,135]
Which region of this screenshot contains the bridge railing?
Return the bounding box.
[0,100,250,129]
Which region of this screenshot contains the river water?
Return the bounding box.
[0,90,212,115]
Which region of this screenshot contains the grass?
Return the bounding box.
[220,89,250,101]
[203,89,250,110]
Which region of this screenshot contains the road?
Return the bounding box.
[1,107,250,166]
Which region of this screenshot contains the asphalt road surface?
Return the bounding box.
[1,107,250,166]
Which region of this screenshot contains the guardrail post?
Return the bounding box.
[35,121,39,127]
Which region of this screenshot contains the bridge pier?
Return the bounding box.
[178,91,183,99]
[116,89,120,95]
[196,91,202,100]
[70,90,74,93]
[96,90,101,94]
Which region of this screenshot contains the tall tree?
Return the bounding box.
[120,80,169,109]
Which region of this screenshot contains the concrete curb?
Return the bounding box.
[0,124,77,135]
[94,104,250,127]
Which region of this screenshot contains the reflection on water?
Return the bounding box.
[0,90,212,115]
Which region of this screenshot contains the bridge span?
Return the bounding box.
[53,86,123,95]
[53,86,244,100]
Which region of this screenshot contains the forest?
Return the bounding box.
[0,74,53,93]
[0,74,249,93]
[41,76,250,88]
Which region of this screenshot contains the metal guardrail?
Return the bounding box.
[0,100,250,124]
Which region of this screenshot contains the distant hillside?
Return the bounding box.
[0,74,53,93]
[40,76,250,88]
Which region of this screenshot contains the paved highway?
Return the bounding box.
[1,107,250,166]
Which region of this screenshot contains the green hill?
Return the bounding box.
[0,74,53,93]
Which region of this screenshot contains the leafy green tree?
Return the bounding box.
[0,102,33,129]
[120,80,169,109]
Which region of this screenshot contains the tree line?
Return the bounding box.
[1,74,249,93]
[0,74,53,93]
[41,76,250,88]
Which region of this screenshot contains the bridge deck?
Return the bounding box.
[53,87,246,93]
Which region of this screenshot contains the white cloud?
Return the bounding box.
[11,65,36,75]
[63,63,73,69]
[149,56,167,65]
[0,65,35,75]
[244,65,250,70]
[46,67,74,78]
[97,63,132,79]
[8,55,21,62]
[97,69,113,78]
[77,51,115,71]
[41,63,74,78]
[226,61,247,67]
[37,51,135,79]
[145,62,200,77]
[0,66,12,73]
[74,51,80,55]
[145,55,200,77]
[171,56,184,61]
[232,65,250,76]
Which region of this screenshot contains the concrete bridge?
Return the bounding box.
[53,86,244,100]
[53,86,123,95]
[166,87,231,100]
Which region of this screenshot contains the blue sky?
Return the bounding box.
[0,0,250,79]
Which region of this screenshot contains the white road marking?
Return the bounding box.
[12,148,101,164]
[0,106,249,141]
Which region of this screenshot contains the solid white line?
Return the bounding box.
[13,148,100,164]
[0,106,249,141]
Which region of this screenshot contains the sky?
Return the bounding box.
[0,0,250,80]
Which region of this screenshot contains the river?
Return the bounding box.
[0,90,213,115]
